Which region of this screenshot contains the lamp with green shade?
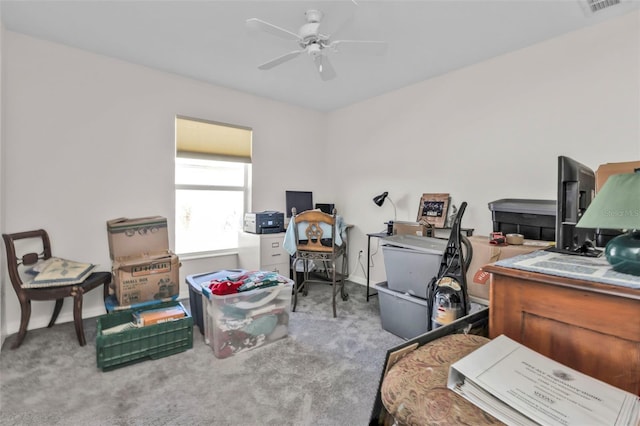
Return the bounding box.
[576,171,640,276]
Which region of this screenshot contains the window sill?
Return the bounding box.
[178,249,238,261]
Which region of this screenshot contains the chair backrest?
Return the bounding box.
[291,207,338,254]
[2,229,52,293]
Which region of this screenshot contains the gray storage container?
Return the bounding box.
[382,235,448,299]
[488,198,556,241]
[376,281,488,340]
[375,281,430,340]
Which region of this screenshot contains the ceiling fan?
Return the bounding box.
[246,9,387,81]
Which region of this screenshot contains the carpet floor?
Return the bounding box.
[0,281,403,426]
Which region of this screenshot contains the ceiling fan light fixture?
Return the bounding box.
[247,8,388,81]
[307,43,321,57]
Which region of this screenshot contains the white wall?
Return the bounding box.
[328,11,640,286]
[1,11,639,337]
[1,31,328,336]
[0,21,5,347]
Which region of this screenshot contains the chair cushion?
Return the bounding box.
[22,257,96,288]
[381,333,503,426]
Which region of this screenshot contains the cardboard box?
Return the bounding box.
[595,161,640,193]
[465,236,550,302]
[392,221,432,237]
[107,216,169,260]
[112,252,180,306]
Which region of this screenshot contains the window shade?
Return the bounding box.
[176,117,252,163]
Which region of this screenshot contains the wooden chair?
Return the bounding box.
[291,208,348,317]
[2,229,111,349]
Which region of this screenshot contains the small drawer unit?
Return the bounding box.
[238,232,289,275]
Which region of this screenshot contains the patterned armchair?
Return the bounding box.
[369,309,503,425]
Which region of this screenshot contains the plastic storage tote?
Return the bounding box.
[199,270,294,358]
[375,281,431,339]
[96,300,193,371]
[382,235,448,299]
[186,269,246,336]
[376,281,487,340]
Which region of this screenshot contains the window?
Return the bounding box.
[175,117,252,255]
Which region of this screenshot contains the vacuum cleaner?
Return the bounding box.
[426,201,472,330]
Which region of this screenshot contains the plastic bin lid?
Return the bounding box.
[488,199,556,215]
[382,234,448,254]
[185,269,247,290]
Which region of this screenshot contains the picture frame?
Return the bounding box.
[417,193,450,228]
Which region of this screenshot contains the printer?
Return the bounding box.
[243,211,285,234]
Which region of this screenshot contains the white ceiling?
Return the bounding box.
[2,0,639,112]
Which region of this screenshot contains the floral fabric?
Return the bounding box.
[381,334,504,426]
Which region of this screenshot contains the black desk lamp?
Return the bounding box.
[373,192,397,233]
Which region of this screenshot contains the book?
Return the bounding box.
[133,305,186,327]
[448,335,640,426]
[101,322,137,335]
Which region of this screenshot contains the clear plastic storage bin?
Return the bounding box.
[199,271,293,358]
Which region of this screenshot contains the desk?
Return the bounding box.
[431,227,474,239]
[365,227,474,302]
[365,232,388,301]
[485,263,640,395]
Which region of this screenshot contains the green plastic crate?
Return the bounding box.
[96,301,193,371]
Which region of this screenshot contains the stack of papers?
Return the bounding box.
[448,335,639,426]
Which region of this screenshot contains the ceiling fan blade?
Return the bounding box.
[314,55,336,81]
[258,50,304,70]
[329,40,388,56]
[246,18,301,41]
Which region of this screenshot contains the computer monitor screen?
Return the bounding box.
[315,203,335,214]
[556,156,597,252]
[285,191,313,217]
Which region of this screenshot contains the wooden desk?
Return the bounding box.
[485,263,640,395]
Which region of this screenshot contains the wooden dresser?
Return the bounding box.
[485,263,640,395]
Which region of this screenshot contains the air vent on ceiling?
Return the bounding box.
[585,0,621,13]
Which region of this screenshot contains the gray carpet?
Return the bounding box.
[0,281,403,426]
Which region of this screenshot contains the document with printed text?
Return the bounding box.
[448,335,640,426]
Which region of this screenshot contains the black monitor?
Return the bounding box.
[554,156,599,255]
[285,191,313,218]
[315,203,335,214]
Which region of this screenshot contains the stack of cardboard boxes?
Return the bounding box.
[107,216,180,307]
[595,161,640,192]
[96,217,190,371]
